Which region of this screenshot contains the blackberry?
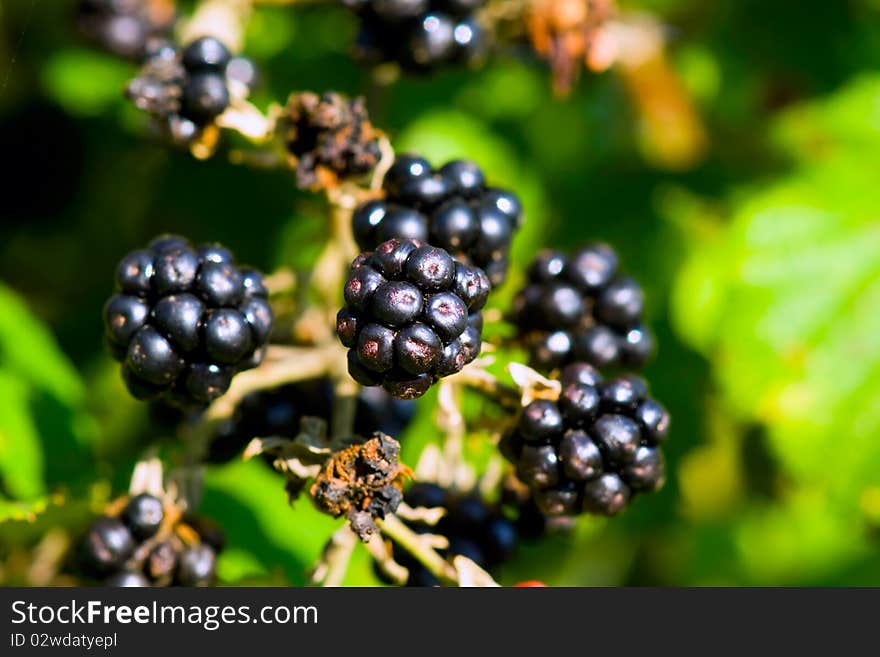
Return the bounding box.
[126,37,258,145]
[78,496,224,587]
[205,379,416,463]
[338,239,487,399]
[104,235,272,407]
[500,365,670,517]
[512,245,655,372]
[352,156,523,286]
[348,0,488,71]
[376,484,518,586]
[77,0,176,61]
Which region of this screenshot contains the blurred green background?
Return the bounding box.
[2,0,880,586]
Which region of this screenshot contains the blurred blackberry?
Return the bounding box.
[205,379,416,463]
[375,483,518,586]
[512,245,654,372]
[103,234,272,408]
[125,36,258,144]
[278,92,382,190]
[77,495,223,587]
[77,0,176,61]
[338,238,488,399]
[349,0,489,71]
[353,155,522,286]
[500,364,670,517]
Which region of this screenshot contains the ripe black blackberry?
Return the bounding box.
[338,238,487,399]
[278,92,382,190]
[205,379,416,463]
[78,495,223,587]
[77,0,176,61]
[500,364,670,517]
[376,483,518,586]
[125,36,258,144]
[104,234,272,407]
[512,245,655,372]
[348,0,488,71]
[353,155,522,286]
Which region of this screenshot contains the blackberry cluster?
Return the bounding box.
[103,234,272,407]
[310,433,409,540]
[500,364,670,517]
[377,483,518,586]
[206,380,415,463]
[347,0,487,71]
[512,245,654,372]
[279,92,382,190]
[78,494,223,587]
[77,0,176,61]
[338,238,488,399]
[126,36,258,143]
[353,155,523,286]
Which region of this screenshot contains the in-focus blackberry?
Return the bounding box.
[126,36,257,145]
[339,239,487,399]
[104,234,272,407]
[349,0,488,71]
[500,364,670,517]
[375,483,518,586]
[278,92,382,190]
[205,379,416,464]
[77,0,176,61]
[353,156,522,286]
[77,495,223,587]
[512,245,654,372]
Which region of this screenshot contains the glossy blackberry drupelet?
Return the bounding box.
[205,379,416,464]
[353,155,522,286]
[500,364,670,517]
[78,495,223,587]
[348,0,488,71]
[103,234,272,407]
[376,483,519,586]
[512,245,654,372]
[77,0,176,61]
[125,36,258,144]
[338,238,488,399]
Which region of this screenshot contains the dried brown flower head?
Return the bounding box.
[310,433,411,540]
[527,0,616,96]
[279,92,383,191]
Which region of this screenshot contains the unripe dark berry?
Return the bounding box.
[81,518,135,576]
[176,545,217,587]
[123,494,164,539]
[181,36,231,72]
[180,73,229,126]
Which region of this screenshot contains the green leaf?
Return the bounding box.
[41,49,132,117]
[0,495,53,524]
[670,74,880,507]
[202,459,339,585]
[0,370,45,500]
[0,283,84,406]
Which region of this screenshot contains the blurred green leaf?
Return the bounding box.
[0,495,53,524]
[0,370,45,500]
[41,49,132,117]
[670,75,880,558]
[0,284,84,406]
